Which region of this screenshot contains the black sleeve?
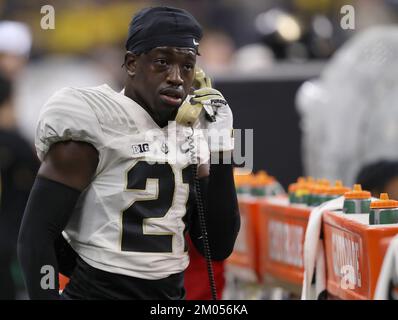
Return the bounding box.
[189,162,240,261]
[17,176,80,300]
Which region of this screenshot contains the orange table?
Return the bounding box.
[323,211,398,299]
[226,197,262,282]
[258,199,311,293]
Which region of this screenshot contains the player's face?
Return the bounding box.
[126,47,196,126]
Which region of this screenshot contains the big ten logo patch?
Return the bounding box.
[132,143,150,155]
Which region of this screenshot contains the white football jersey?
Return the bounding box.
[35,84,210,280]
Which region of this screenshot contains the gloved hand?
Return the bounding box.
[192,87,234,153]
[191,67,234,153]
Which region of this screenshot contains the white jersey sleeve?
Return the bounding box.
[35,87,105,162]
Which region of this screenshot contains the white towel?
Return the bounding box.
[374,235,398,300]
[301,197,345,300]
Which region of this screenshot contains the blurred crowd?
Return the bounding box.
[1,0,398,299]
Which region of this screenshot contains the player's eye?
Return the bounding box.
[154,58,168,66]
[184,63,194,71]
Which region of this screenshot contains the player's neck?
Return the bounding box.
[124,86,175,128]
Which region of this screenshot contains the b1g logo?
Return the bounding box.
[132,143,150,155]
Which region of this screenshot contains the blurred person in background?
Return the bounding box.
[0,72,39,299]
[0,19,119,143]
[15,53,120,142]
[197,30,235,75]
[356,160,398,200]
[296,26,398,186]
[0,20,35,144]
[0,21,39,299]
[0,21,31,80]
[233,43,275,73]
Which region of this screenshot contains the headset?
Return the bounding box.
[176,67,218,300]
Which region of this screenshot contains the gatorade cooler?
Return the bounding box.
[323,205,398,299]
[226,173,261,282]
[258,198,311,295]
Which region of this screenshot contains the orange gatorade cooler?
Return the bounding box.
[343,184,371,214]
[227,172,261,281]
[258,199,310,293]
[323,201,398,299]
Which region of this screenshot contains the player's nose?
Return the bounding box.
[166,65,183,86]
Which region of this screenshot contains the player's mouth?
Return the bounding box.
[159,88,183,107]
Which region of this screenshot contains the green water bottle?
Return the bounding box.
[288,177,305,204]
[343,184,371,214]
[324,180,350,203]
[369,193,398,225]
[234,172,253,196]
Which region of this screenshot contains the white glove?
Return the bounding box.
[191,87,234,153]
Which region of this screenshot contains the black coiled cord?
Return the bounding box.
[187,126,218,300]
[192,164,218,300]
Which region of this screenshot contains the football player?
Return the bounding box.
[18,6,240,299]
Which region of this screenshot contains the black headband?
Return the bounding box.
[125,6,203,54]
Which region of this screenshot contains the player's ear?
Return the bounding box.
[124,51,138,77]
